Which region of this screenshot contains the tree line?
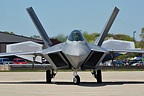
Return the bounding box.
[4,28,144,48]
[3,30,144,60]
[54,31,143,48]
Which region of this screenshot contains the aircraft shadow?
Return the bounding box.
[78,81,144,87]
[54,81,144,87]
[0,81,144,87]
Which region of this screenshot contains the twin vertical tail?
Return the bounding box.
[27,7,119,47]
[95,7,119,46]
[26,7,52,48]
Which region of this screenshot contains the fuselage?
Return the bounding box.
[62,30,91,69]
[42,30,108,70]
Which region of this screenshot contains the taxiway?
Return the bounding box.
[0,71,144,96]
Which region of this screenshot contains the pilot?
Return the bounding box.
[73,32,80,41]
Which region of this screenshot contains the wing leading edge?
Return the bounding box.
[108,49,144,54]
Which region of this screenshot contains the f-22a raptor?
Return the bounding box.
[26,7,119,85]
[1,7,144,85]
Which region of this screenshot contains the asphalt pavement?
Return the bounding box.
[0,71,144,96]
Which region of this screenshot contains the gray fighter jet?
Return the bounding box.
[1,7,143,85]
[26,7,119,85]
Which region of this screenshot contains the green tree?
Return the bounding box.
[140,27,144,41]
[139,27,144,48]
[83,32,99,43]
[55,34,67,42]
[54,31,135,44]
[106,34,133,41]
[31,35,40,39]
[4,31,15,35]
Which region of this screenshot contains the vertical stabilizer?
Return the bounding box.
[26,7,52,48]
[95,7,119,46]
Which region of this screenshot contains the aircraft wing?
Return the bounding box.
[0,43,64,64]
[88,43,108,52]
[108,49,144,54]
[36,43,70,69]
[101,49,144,63]
[0,43,64,57]
[36,43,63,54]
[0,51,37,57]
[0,51,42,62]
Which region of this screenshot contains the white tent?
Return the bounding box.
[102,38,135,50]
[7,41,43,62]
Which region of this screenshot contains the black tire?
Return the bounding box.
[46,70,51,83]
[73,75,80,85]
[97,70,102,83]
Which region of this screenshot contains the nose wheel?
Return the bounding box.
[73,75,80,85]
[73,70,80,85]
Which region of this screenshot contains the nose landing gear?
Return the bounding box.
[73,75,80,85]
[73,70,80,85]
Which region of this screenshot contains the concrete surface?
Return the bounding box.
[0,71,144,96]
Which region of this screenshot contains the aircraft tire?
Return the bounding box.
[97,70,102,83]
[46,70,51,83]
[73,75,80,85]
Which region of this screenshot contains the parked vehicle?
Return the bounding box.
[13,58,28,64]
[0,58,13,65]
[131,61,143,66]
[113,60,124,66]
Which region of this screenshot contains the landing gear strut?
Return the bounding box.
[92,69,102,83]
[73,70,80,85]
[46,69,56,83]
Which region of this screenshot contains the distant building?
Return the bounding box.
[0,32,61,52]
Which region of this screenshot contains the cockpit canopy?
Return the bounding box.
[68,30,85,41]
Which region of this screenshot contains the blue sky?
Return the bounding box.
[0,0,144,41]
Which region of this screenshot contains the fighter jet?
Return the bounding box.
[1,7,143,85]
[24,7,119,85]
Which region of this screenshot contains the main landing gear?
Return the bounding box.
[92,69,102,83]
[46,69,56,83]
[46,69,102,85]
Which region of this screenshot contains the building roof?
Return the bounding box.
[0,32,43,44]
[0,32,61,45]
